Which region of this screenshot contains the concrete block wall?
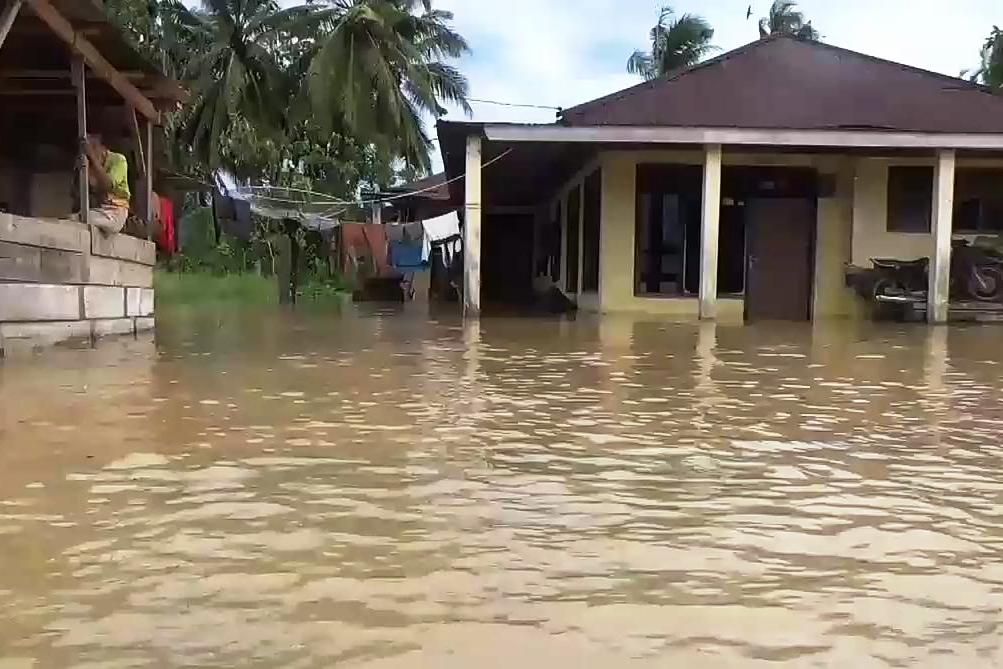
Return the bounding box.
[0,214,156,355]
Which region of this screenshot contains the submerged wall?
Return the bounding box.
[0,214,155,354]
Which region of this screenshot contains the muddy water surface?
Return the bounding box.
[2,307,1003,667]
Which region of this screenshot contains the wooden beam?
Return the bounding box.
[483,124,1003,151]
[128,106,145,177]
[0,89,75,96]
[72,57,89,230]
[0,68,147,79]
[0,0,24,51]
[23,0,159,122]
[144,117,154,238]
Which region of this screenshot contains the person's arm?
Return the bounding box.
[82,142,114,193]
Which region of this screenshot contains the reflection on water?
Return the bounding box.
[3,307,1003,667]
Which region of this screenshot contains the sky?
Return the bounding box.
[200,0,1003,173]
[424,0,1003,172]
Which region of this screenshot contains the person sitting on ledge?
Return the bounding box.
[82,131,130,235]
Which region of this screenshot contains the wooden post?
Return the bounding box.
[72,56,88,225]
[72,55,91,284]
[699,143,722,320]
[463,134,483,317]
[144,117,154,240]
[0,0,23,51]
[928,149,956,324]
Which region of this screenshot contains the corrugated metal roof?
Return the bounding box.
[559,36,1003,134]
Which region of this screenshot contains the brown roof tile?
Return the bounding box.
[560,36,1003,134]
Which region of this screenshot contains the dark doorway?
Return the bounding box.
[745,198,816,321]
[483,213,535,305]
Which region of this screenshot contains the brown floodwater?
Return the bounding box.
[2,306,1003,667]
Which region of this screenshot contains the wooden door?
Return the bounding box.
[745,198,815,321]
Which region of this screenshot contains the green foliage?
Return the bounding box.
[104,0,471,186]
[627,6,715,80]
[303,0,471,171]
[154,270,276,306]
[758,1,819,41]
[972,27,1003,88]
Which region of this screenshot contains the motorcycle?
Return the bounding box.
[951,239,1003,302]
[869,257,929,300]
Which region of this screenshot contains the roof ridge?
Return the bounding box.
[560,36,998,124]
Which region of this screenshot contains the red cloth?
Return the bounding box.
[159,197,177,255]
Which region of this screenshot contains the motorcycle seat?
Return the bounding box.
[871,258,929,270]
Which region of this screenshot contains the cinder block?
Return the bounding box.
[126,287,141,316]
[89,257,154,287]
[92,318,135,337]
[91,233,156,265]
[126,288,155,316]
[0,284,79,321]
[0,320,91,346]
[139,288,154,316]
[135,317,155,332]
[83,286,125,319]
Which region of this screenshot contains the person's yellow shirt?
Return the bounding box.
[102,151,131,209]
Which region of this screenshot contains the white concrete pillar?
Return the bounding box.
[463,134,483,316]
[928,149,956,324]
[699,144,723,320]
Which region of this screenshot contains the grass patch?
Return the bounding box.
[154,270,276,306]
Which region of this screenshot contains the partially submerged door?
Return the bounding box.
[745,198,815,321]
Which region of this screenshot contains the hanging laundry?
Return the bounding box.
[385,224,406,242]
[158,196,177,255]
[390,240,425,270]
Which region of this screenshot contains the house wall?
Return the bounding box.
[0,167,74,218]
[595,149,856,322]
[850,156,1003,267]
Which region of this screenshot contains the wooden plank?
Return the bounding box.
[0,0,24,50]
[89,256,153,287]
[0,283,79,321]
[0,214,89,252]
[23,0,160,121]
[91,232,156,265]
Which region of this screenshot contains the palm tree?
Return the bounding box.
[758,1,819,41]
[302,0,471,172]
[972,27,1003,88]
[177,0,314,171]
[627,6,715,80]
